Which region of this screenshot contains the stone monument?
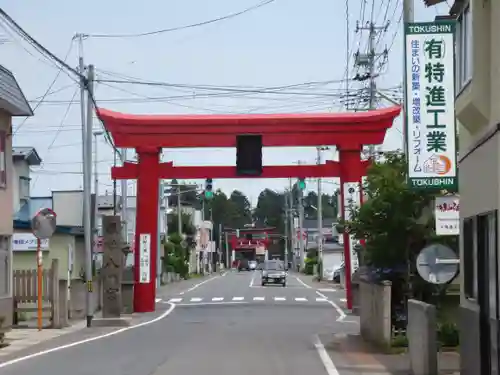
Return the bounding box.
[93,215,130,326]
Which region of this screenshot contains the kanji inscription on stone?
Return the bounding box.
[101,216,124,318]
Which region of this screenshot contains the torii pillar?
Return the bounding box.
[134,147,161,313]
[337,147,368,311]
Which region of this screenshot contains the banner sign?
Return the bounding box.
[404,21,457,191]
[435,195,459,235]
[12,233,49,251]
[139,233,151,283]
[343,182,360,274]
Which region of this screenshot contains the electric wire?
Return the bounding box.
[14,40,75,134]
[31,88,79,190]
[86,0,275,38]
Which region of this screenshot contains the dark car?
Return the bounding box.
[261,260,287,287]
[238,259,250,271]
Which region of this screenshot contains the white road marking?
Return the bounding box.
[294,276,312,289]
[316,291,347,322]
[155,298,162,303]
[253,297,265,301]
[168,298,183,303]
[176,301,247,306]
[295,297,307,302]
[249,273,255,287]
[181,275,219,294]
[274,297,286,301]
[0,303,177,369]
[212,297,224,301]
[316,298,328,302]
[190,297,203,302]
[232,297,244,301]
[339,298,347,302]
[317,288,338,293]
[313,335,340,375]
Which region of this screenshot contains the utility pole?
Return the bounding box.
[120,149,128,242]
[177,185,182,237]
[288,178,295,269]
[157,180,163,288]
[353,16,389,157]
[297,179,305,271]
[92,130,102,292]
[284,192,289,268]
[224,231,230,269]
[316,147,325,280]
[81,59,94,327]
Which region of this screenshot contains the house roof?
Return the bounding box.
[12,147,42,166]
[13,197,81,234]
[0,65,33,116]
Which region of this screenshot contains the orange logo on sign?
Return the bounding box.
[423,154,452,175]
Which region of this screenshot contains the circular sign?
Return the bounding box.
[31,208,57,239]
[416,243,458,285]
[348,187,355,194]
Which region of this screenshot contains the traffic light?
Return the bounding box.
[298,178,306,190]
[205,178,213,199]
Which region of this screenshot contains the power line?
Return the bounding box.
[31,88,79,190]
[95,79,347,97]
[0,8,83,81]
[85,0,275,39]
[14,40,75,135]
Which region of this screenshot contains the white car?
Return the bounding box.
[248,260,257,270]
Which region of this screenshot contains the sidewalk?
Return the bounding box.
[0,320,87,358]
[292,272,340,290]
[321,333,460,375]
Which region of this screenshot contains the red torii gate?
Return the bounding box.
[97,106,401,313]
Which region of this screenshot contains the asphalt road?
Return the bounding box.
[0,270,356,375]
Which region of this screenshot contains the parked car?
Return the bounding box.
[248,260,257,270]
[261,260,287,287]
[238,259,250,271]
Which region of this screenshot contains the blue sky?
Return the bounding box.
[2,0,449,205]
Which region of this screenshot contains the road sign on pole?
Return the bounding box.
[32,208,57,331]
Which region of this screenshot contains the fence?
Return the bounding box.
[358,279,392,349]
[12,259,61,328]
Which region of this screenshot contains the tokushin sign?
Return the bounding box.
[404,22,457,191]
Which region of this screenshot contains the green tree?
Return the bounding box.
[342,151,458,299]
[253,189,286,232]
[163,232,189,278]
[229,190,252,227]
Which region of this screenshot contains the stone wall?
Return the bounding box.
[359,279,392,348]
[407,299,437,375]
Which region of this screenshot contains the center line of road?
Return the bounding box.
[274,297,286,301]
[232,297,244,301]
[253,297,265,301]
[190,297,202,302]
[212,297,224,301]
[295,297,307,302]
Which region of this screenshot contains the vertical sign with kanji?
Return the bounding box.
[139,233,151,283]
[404,22,457,191]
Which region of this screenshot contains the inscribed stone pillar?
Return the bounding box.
[101,215,124,318]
